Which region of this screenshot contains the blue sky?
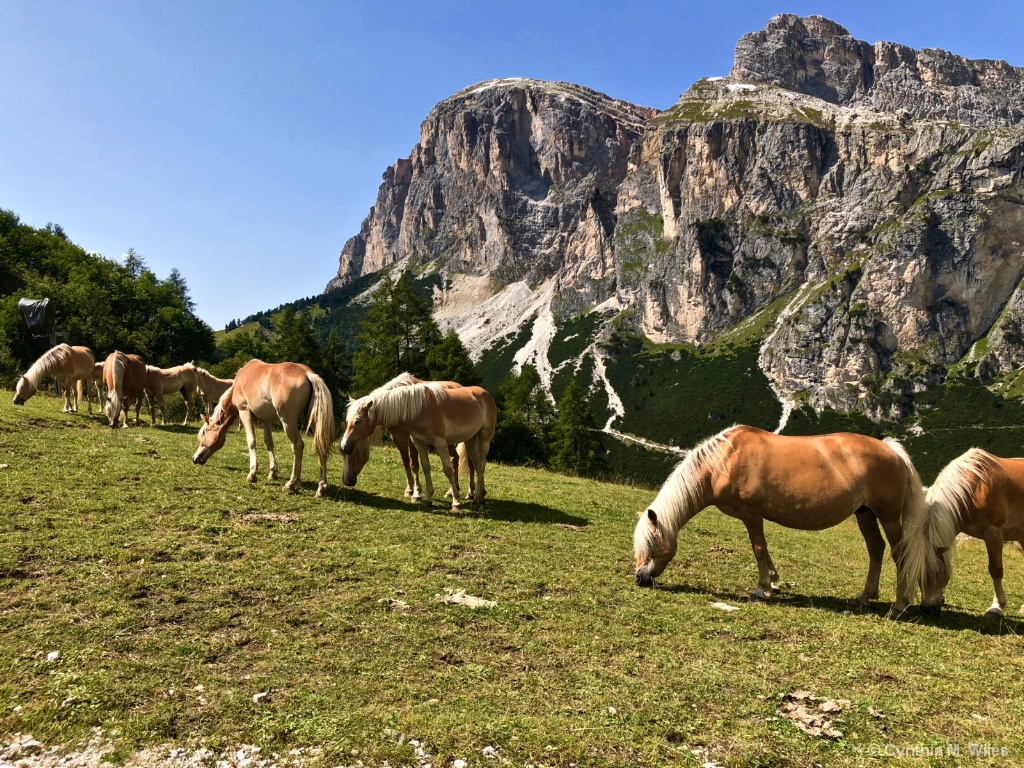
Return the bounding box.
[2,1,1022,330]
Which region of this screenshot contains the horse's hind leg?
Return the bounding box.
[854,507,886,607]
[982,527,1007,618]
[239,410,260,484]
[262,421,279,481]
[741,515,775,601]
[182,388,194,425]
[433,438,462,510]
[413,438,434,506]
[877,515,912,616]
[282,420,304,493]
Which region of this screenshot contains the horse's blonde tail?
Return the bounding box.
[305,373,335,462]
[884,438,927,599]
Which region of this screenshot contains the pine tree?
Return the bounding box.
[352,271,442,393]
[319,329,352,398]
[549,379,607,478]
[490,364,552,466]
[271,308,322,369]
[425,329,481,385]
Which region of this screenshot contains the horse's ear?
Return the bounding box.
[937,546,949,556]
[363,399,373,411]
[201,414,209,425]
[647,509,658,524]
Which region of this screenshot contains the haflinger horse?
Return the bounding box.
[192,359,334,497]
[92,361,106,403]
[102,351,147,428]
[188,363,233,417]
[633,425,926,615]
[144,364,200,425]
[340,380,496,509]
[904,448,1024,618]
[13,344,97,413]
[340,373,468,498]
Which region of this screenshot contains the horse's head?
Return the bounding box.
[339,398,376,456]
[105,390,122,428]
[12,375,34,405]
[342,436,371,487]
[633,508,677,587]
[193,412,228,465]
[919,543,952,616]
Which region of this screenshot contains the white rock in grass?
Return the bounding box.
[454,760,468,768]
[46,651,60,662]
[252,691,269,704]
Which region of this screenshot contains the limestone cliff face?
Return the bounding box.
[327,78,651,314]
[327,17,1024,420]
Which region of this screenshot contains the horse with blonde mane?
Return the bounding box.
[634,425,926,614]
[340,380,495,509]
[904,448,1024,618]
[102,351,147,428]
[340,373,468,498]
[144,364,200,425]
[188,363,233,417]
[192,359,335,497]
[13,344,97,414]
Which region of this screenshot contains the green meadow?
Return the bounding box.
[1,392,1023,767]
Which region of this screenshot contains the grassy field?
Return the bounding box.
[2,393,1024,767]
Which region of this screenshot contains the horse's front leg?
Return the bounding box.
[854,508,887,607]
[741,515,775,601]
[413,438,434,506]
[393,433,418,498]
[282,420,303,493]
[983,527,1007,618]
[62,378,74,412]
[183,390,194,425]
[238,410,259,483]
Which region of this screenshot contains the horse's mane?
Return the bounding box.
[109,351,127,392]
[209,385,238,426]
[345,372,426,422]
[903,448,998,592]
[191,363,231,385]
[24,344,73,387]
[634,426,735,559]
[366,381,449,427]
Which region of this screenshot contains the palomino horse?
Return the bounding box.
[633,425,926,614]
[13,344,96,413]
[102,351,147,428]
[905,448,1024,617]
[144,364,200,425]
[192,359,334,497]
[92,361,106,403]
[188,363,233,417]
[340,382,496,509]
[340,373,467,497]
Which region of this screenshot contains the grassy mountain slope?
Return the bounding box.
[2,393,1023,766]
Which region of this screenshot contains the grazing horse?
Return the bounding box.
[905,449,1024,618]
[188,363,233,417]
[144,364,200,425]
[340,373,467,497]
[192,359,334,497]
[13,344,96,413]
[91,361,106,403]
[102,351,147,428]
[633,425,925,615]
[340,382,496,509]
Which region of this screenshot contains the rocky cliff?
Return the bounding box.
[327,15,1024,427]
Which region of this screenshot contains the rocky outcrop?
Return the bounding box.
[326,79,651,315]
[326,17,1024,421]
[732,14,1024,127]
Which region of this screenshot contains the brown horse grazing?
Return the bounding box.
[340,373,466,497]
[192,359,335,497]
[13,344,97,413]
[188,363,233,417]
[91,361,106,403]
[633,425,926,614]
[144,364,200,425]
[905,449,1024,618]
[340,382,496,509]
[102,351,147,428]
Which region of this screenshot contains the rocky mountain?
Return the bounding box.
[324,14,1024,446]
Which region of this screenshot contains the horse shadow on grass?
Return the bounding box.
[656,582,1024,634]
[336,491,589,526]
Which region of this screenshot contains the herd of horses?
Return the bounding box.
[11,344,1024,620]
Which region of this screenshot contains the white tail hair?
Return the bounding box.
[305,373,335,464]
[634,426,735,560]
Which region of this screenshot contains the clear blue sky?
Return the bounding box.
[2,1,1021,330]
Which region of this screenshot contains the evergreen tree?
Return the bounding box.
[425,328,481,385]
[549,380,608,478]
[271,308,322,368]
[319,329,352,399]
[352,271,442,393]
[490,364,552,466]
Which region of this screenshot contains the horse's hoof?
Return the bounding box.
[887,603,911,619]
[749,588,771,602]
[404,489,414,497]
[246,475,257,484]
[315,485,327,499]
[985,606,1004,619]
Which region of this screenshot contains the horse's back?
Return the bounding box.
[233,359,317,417]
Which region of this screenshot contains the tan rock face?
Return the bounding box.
[327,19,1024,419]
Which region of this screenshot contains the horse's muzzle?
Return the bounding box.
[920,600,944,617]
[342,474,356,487]
[634,573,654,588]
[192,453,207,465]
